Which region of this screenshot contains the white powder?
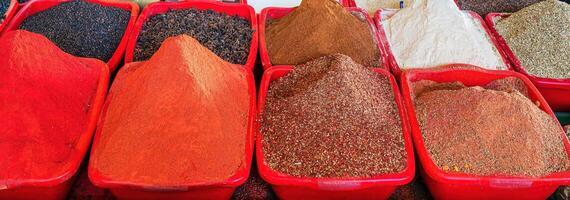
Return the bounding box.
[354,0,412,15]
[382,0,506,70]
[248,0,342,13]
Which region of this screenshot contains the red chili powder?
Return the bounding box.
[90,35,250,185]
[0,30,102,182]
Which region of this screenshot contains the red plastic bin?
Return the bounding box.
[399,66,570,200]
[256,66,415,200]
[373,9,512,77]
[485,13,570,111]
[88,65,257,200]
[2,0,139,73]
[0,60,110,200]
[0,0,18,34]
[258,7,388,70]
[124,1,258,71]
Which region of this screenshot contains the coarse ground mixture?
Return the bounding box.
[496,0,570,79]
[91,35,250,185]
[231,163,277,200]
[566,125,570,139]
[382,0,506,70]
[458,0,541,16]
[134,9,253,64]
[266,0,380,67]
[389,178,432,200]
[0,30,103,182]
[0,0,9,23]
[354,0,412,14]
[19,0,129,62]
[412,77,570,177]
[261,54,406,178]
[248,0,343,13]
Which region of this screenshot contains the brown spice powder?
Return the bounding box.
[266,0,380,67]
[413,78,570,177]
[261,54,405,178]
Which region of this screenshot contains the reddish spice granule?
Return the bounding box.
[0,30,102,181]
[90,35,250,185]
[413,77,570,177]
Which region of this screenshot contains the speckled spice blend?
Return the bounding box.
[0,0,8,23]
[412,77,570,177]
[496,0,570,79]
[261,54,405,178]
[458,0,542,16]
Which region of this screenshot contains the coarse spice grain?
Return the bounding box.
[266,0,381,67]
[134,9,253,64]
[566,125,570,140]
[261,54,406,178]
[19,0,130,62]
[412,78,570,177]
[496,0,570,79]
[0,0,9,23]
[458,0,542,16]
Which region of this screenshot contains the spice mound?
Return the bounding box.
[0,30,103,181]
[134,8,253,65]
[458,0,541,16]
[382,0,506,70]
[496,0,570,79]
[261,54,406,178]
[91,34,250,185]
[19,0,130,62]
[266,0,380,67]
[354,0,413,14]
[413,77,570,177]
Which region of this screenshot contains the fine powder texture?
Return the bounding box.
[354,0,412,14]
[91,35,250,185]
[496,0,570,79]
[19,0,130,62]
[134,9,253,64]
[266,0,380,67]
[0,30,102,182]
[248,0,302,13]
[382,0,506,70]
[413,78,570,177]
[458,0,542,16]
[261,54,406,178]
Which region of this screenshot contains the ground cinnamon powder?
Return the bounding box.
[0,30,102,181]
[90,35,250,185]
[266,0,380,67]
[412,77,570,177]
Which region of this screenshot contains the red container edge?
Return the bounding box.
[2,0,140,73]
[124,0,259,71]
[258,6,388,71]
[399,66,570,199]
[256,66,415,199]
[88,65,257,198]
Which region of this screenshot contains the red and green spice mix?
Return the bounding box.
[261,54,406,178]
[412,77,570,177]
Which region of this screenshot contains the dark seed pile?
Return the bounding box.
[458,0,542,16]
[19,0,130,62]
[261,54,406,178]
[413,77,570,177]
[0,0,9,23]
[134,9,253,64]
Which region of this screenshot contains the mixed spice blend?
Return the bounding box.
[0,0,8,23]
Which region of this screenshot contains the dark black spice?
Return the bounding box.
[19,0,130,62]
[457,0,542,16]
[0,0,9,23]
[134,8,253,64]
[17,0,26,4]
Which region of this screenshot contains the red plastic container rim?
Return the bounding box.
[88,64,257,192]
[258,6,388,70]
[373,9,512,77]
[0,0,19,34]
[256,66,415,191]
[0,60,110,189]
[124,0,258,71]
[399,65,570,187]
[2,0,140,73]
[485,13,570,90]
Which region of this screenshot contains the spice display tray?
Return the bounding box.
[0,0,18,35]
[88,66,256,200]
[2,0,139,73]
[0,61,110,200]
[256,66,414,200]
[399,66,570,200]
[258,7,388,70]
[373,9,512,77]
[124,1,258,71]
[485,13,570,111]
